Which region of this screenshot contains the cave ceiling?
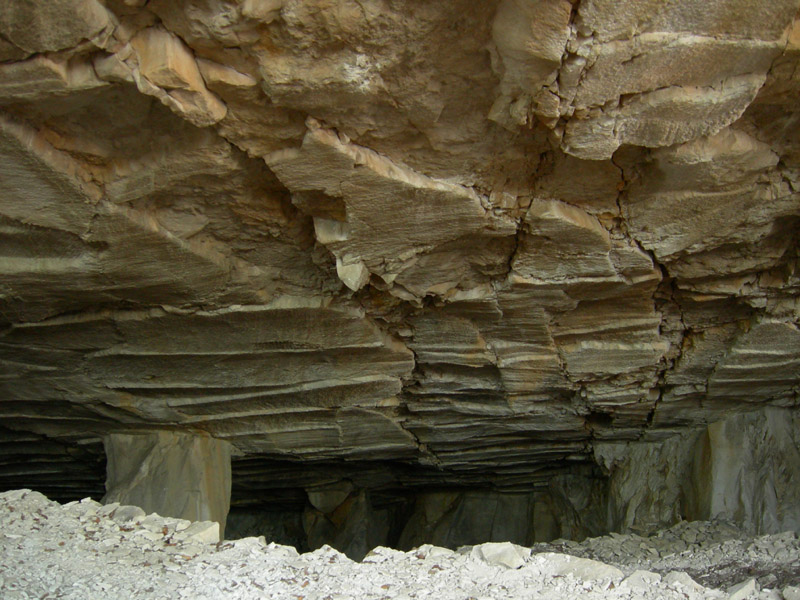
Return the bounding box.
[0,0,799,500]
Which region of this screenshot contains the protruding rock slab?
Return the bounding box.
[103,431,232,537]
[267,121,515,298]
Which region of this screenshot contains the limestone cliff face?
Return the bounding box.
[0,0,799,523]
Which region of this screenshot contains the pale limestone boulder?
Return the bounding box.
[663,571,707,594]
[471,542,531,569]
[728,579,759,600]
[174,520,221,544]
[103,431,232,536]
[111,505,145,523]
[622,570,663,590]
[783,586,800,600]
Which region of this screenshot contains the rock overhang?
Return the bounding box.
[0,0,798,514]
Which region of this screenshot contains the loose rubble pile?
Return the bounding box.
[2,490,799,600]
[536,520,800,592]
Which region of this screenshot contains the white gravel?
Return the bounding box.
[1,489,798,600]
[534,520,800,592]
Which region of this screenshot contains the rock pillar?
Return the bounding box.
[596,407,800,535]
[103,430,232,537]
[686,407,800,534]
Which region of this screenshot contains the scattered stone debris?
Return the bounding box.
[534,519,800,593]
[2,490,799,599]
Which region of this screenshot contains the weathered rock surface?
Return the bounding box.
[103,431,232,536]
[0,0,798,541]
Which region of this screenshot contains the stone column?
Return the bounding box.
[103,430,232,537]
[686,407,800,534]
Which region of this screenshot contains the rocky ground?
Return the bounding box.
[1,490,799,600]
[536,521,800,593]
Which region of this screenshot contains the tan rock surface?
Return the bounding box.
[0,0,798,526]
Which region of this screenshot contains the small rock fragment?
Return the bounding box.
[727,578,759,600]
[622,570,662,590]
[112,505,146,524]
[782,586,800,600]
[177,521,220,545]
[472,542,531,569]
[536,552,625,582]
[664,571,707,593]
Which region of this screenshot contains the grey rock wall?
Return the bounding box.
[597,407,800,536]
[103,431,232,536]
[686,408,800,534]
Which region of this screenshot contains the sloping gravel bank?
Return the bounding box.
[1,490,798,600]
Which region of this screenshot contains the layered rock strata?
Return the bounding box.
[0,0,798,548]
[223,407,800,558]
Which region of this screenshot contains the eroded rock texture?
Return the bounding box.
[0,0,799,545]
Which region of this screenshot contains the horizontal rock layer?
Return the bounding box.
[0,0,799,508]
